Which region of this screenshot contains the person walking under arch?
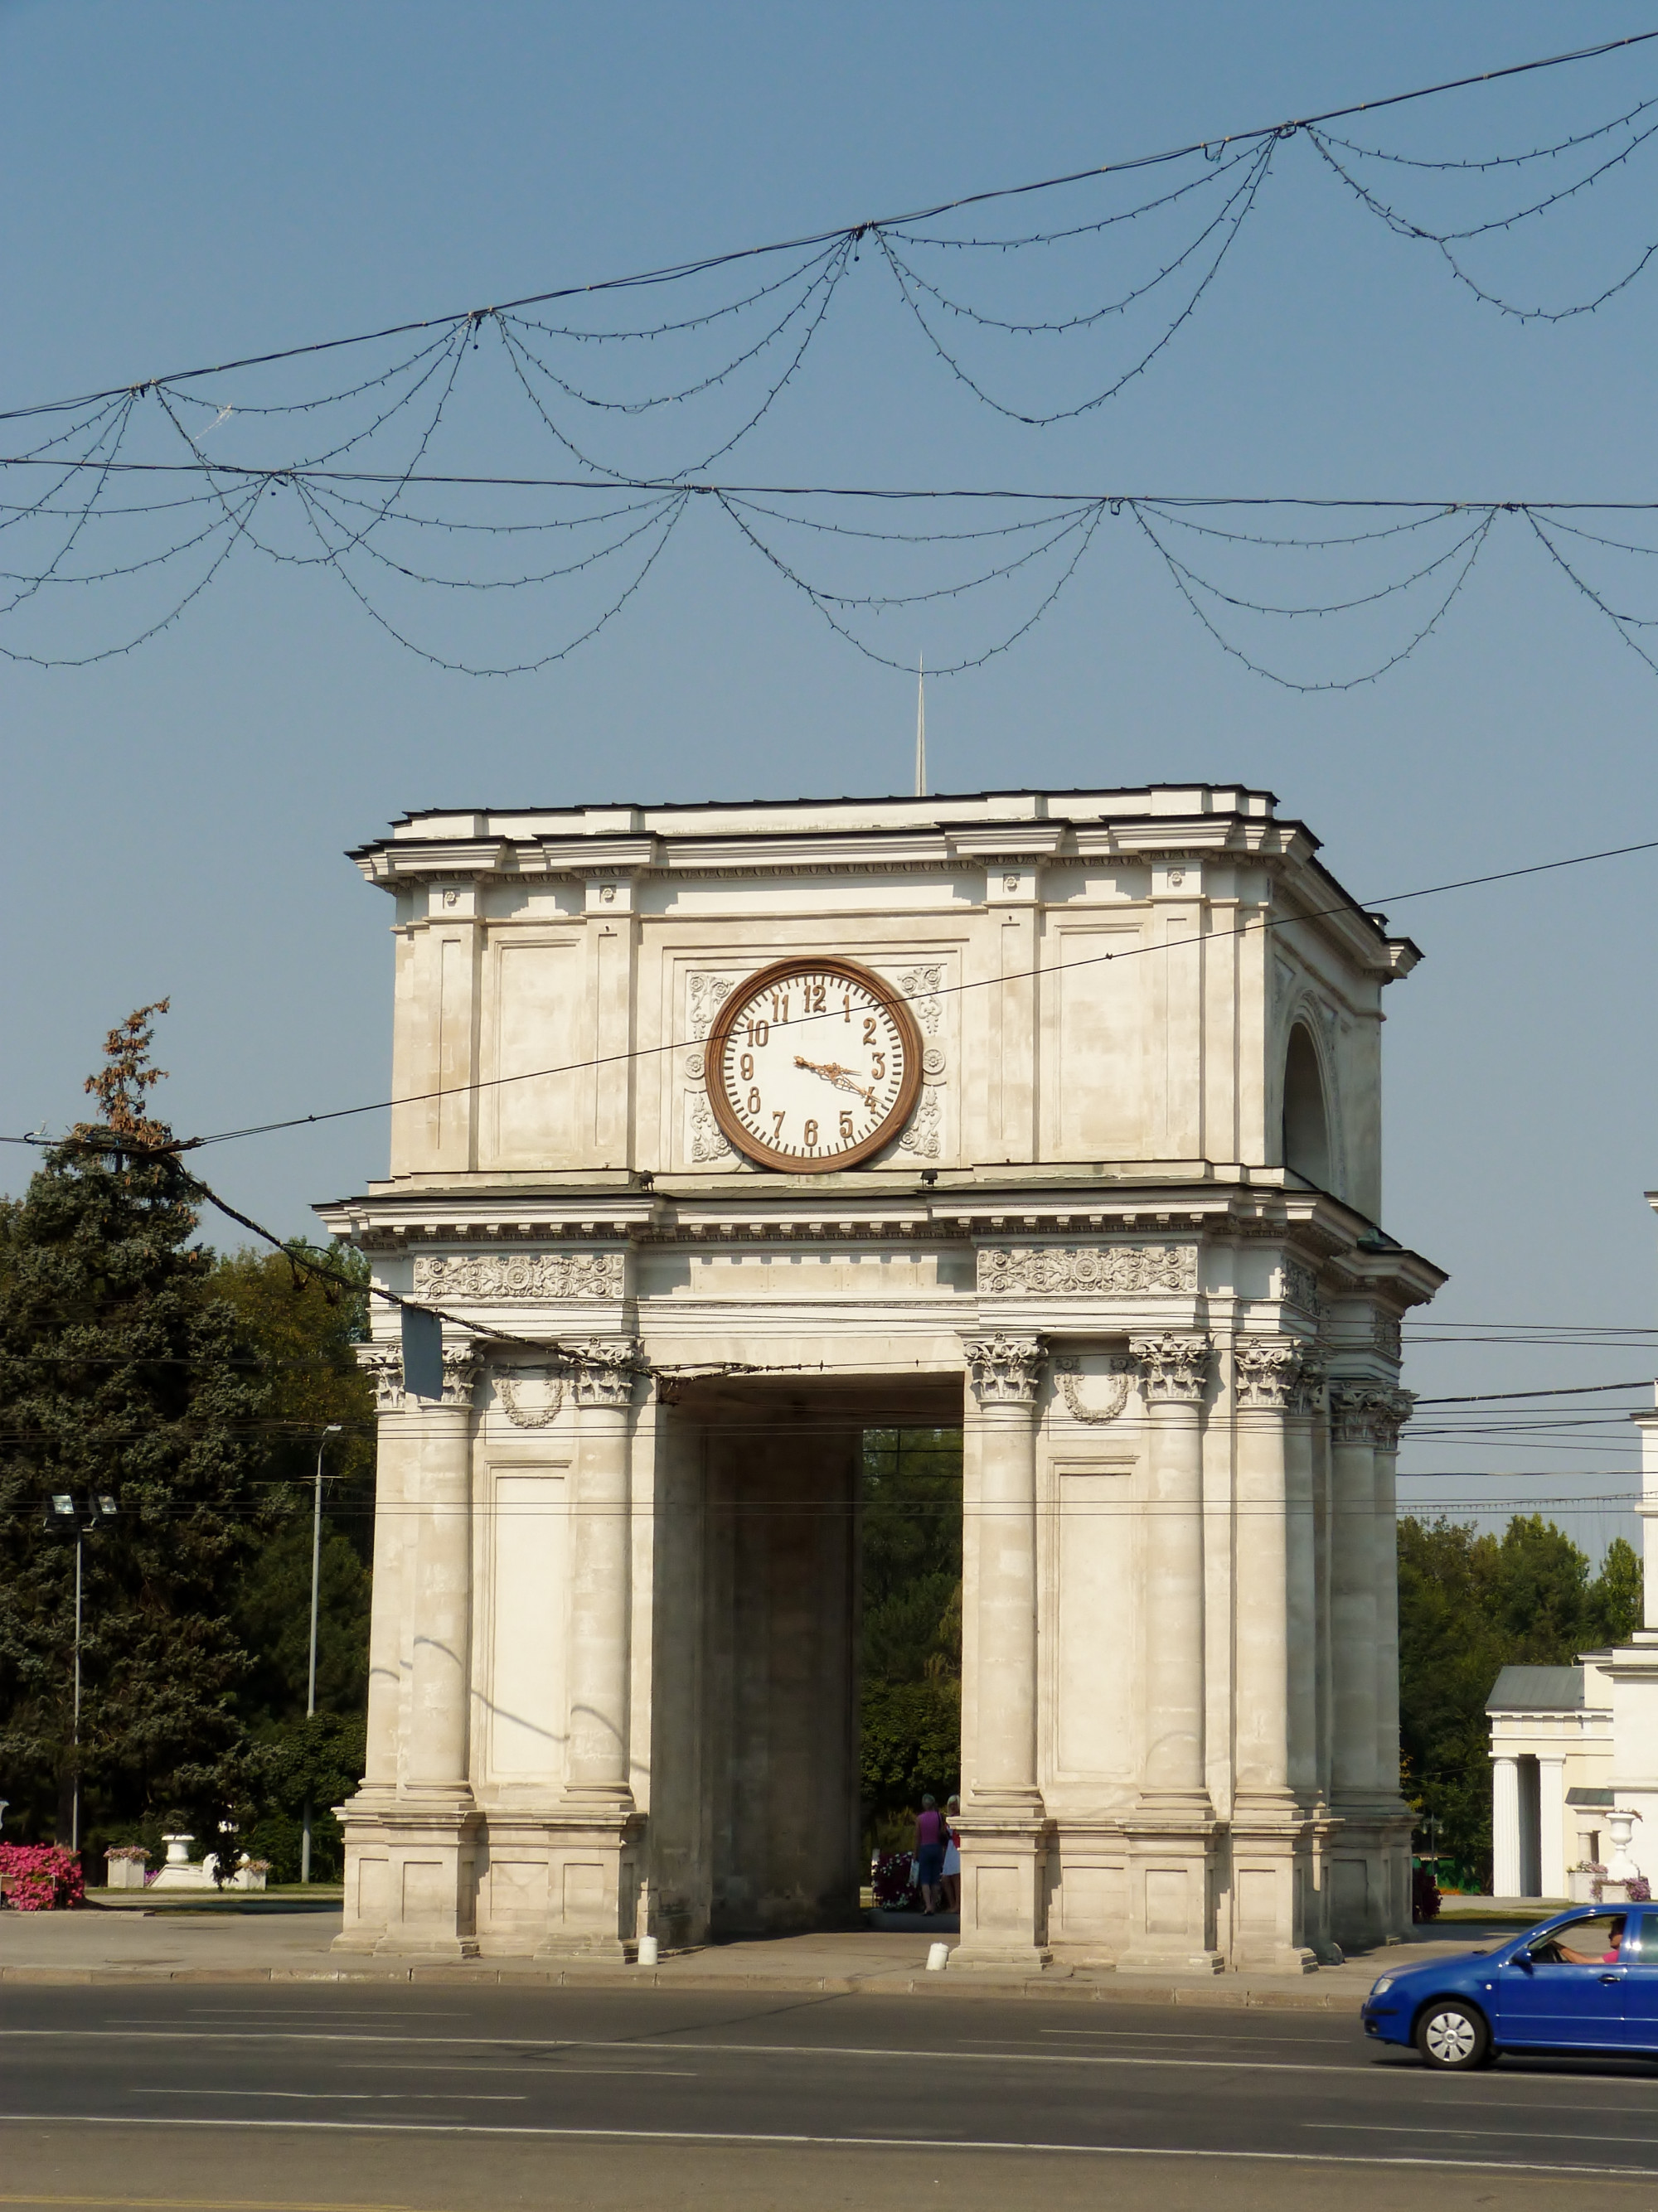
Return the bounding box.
[914,1796,946,1916]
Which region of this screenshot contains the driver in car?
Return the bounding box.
[1552,1914,1626,1964]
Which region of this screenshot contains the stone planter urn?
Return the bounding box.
[1607,1810,1643,1885]
[149,1834,211,1890]
[104,1854,147,1890]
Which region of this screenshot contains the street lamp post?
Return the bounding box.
[44,1493,117,1855]
[301,1426,343,1885]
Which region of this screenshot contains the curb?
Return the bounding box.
[0,1962,1367,2008]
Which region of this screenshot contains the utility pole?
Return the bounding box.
[301,1425,342,1885]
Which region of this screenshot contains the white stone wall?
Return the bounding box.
[326,786,1438,1968]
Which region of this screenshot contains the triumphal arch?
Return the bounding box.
[320,784,1442,1973]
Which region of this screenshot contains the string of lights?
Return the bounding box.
[0,40,1654,675]
[9,410,1658,680]
[3,29,1653,434]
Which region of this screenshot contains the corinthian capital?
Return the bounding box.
[1331,1382,1415,1447]
[1130,1332,1212,1404]
[567,1338,647,1410]
[355,1343,405,1414]
[1234,1337,1302,1411]
[962,1333,1046,1406]
[439,1345,485,1409]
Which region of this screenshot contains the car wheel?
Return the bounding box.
[1414,2000,1491,2071]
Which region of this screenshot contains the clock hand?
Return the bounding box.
[793,1055,877,1111]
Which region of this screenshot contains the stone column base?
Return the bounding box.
[1327,1801,1414,1948]
[952,1803,1051,1972]
[1306,1811,1346,1963]
[1227,1804,1318,1973]
[1117,1812,1221,1972]
[530,1802,642,1962]
[333,1790,482,1958]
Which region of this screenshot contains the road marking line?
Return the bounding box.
[0,2031,1370,2075]
[0,2113,1651,2178]
[1306,2121,1658,2147]
[133,2092,526,2103]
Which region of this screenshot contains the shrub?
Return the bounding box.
[0,1844,85,1911]
[871,1850,919,1910]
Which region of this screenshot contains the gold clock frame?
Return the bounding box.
[705,956,925,1174]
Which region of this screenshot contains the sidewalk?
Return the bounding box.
[0,1905,1498,2006]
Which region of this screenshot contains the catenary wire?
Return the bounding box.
[1,27,1653,424]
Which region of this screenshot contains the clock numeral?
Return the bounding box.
[862,1016,878,1046]
[747,1087,761,1114]
[739,1052,754,1081]
[746,1019,770,1048]
[772,1111,786,1140]
[803,1119,819,1147]
[871,1053,885,1082]
[768,991,790,1023]
[842,993,853,1021]
[806,981,827,1014]
[839,1111,855,1141]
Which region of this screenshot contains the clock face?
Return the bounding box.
[706,957,924,1172]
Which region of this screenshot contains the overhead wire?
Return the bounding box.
[2,821,1650,1159]
[2,26,1653,427]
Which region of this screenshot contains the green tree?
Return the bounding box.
[0,1006,273,1859]
[1399,1513,1645,1885]
[208,1244,376,1880]
[860,1427,962,1848]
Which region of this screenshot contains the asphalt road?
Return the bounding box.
[4,1982,1658,2211]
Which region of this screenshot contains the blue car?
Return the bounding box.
[1362,1905,1658,2069]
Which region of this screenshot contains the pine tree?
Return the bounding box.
[0,1006,273,1860]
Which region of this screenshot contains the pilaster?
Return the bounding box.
[1119,1332,1221,1971]
[338,1343,485,1959]
[954,1333,1050,1972]
[537,1338,645,1959]
[1229,1336,1316,1972]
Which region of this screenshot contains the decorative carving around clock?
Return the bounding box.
[706,957,924,1172]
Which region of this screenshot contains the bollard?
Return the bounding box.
[636,1934,659,1967]
[926,1941,949,1972]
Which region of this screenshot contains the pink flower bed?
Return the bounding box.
[0,1844,86,1911]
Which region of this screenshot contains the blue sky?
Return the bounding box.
[4,2,1656,1545]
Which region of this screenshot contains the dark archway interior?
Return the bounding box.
[657,1375,962,1938]
[1282,1022,1331,1190]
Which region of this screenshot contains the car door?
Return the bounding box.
[1615,1909,1658,2049]
[1491,1911,1628,2050]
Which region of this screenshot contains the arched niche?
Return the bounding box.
[1282,1021,1331,1191]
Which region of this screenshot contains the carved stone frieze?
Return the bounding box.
[895,963,943,1036]
[1129,1333,1213,1404]
[895,1083,942,1160]
[689,1092,737,1165]
[1278,1258,1321,1316]
[1373,1310,1403,1363]
[1234,1338,1302,1411]
[1053,1354,1132,1425]
[413,1251,624,1302]
[356,1343,404,1413]
[963,1333,1046,1406]
[977,1244,1198,1296]
[687,973,737,1042]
